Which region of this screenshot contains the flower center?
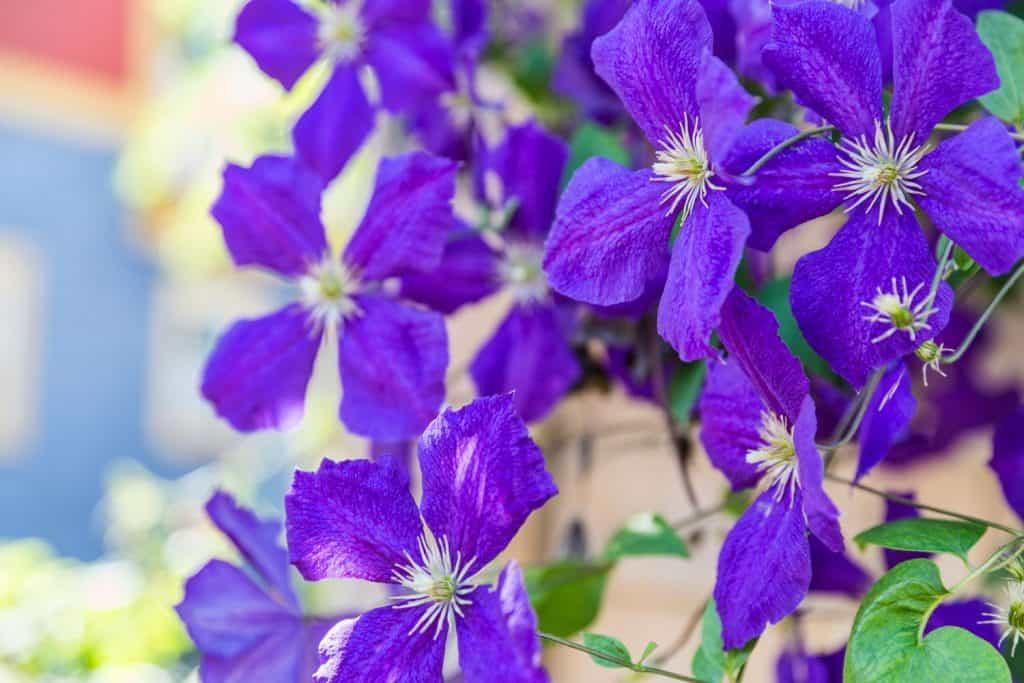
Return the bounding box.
[860,276,936,344]
[318,3,366,64]
[299,258,362,332]
[746,411,800,503]
[982,581,1024,658]
[914,340,948,386]
[651,115,723,221]
[500,241,548,303]
[830,120,929,224]
[391,533,478,639]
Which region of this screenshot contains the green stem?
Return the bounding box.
[820,367,886,456]
[740,126,835,177]
[538,632,701,682]
[825,474,1022,536]
[942,260,1024,364]
[950,538,1024,595]
[929,235,954,303]
[672,501,727,531]
[933,122,1024,143]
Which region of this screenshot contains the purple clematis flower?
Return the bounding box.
[285,394,556,681]
[403,122,582,423]
[989,405,1024,521]
[777,646,845,683]
[176,492,336,682]
[762,0,1024,388]
[202,152,455,440]
[701,287,843,648]
[234,0,453,180]
[544,0,762,361]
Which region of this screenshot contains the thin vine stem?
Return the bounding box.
[949,538,1024,596]
[740,126,835,177]
[671,501,727,531]
[819,367,886,456]
[826,474,1022,536]
[942,259,1024,364]
[933,122,1024,142]
[538,632,701,682]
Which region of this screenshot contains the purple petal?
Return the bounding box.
[285,456,422,582]
[763,1,883,137]
[714,489,812,649]
[293,66,374,182]
[722,119,842,251]
[314,606,446,683]
[808,535,871,597]
[489,121,568,238]
[360,0,432,27]
[206,491,298,610]
[696,52,757,162]
[211,155,327,278]
[917,117,1024,275]
[698,360,766,490]
[457,563,550,683]
[418,395,558,567]
[201,304,321,432]
[344,152,458,281]
[591,0,712,144]
[731,0,775,88]
[451,0,489,54]
[364,24,454,114]
[790,210,952,388]
[990,406,1024,522]
[717,287,809,422]
[926,599,1001,651]
[700,0,739,63]
[399,226,500,314]
[794,397,843,551]
[338,295,448,440]
[856,363,915,481]
[234,0,320,90]
[657,193,750,360]
[544,159,673,306]
[776,648,831,683]
[470,304,581,424]
[176,560,298,659]
[883,491,929,568]
[889,0,999,142]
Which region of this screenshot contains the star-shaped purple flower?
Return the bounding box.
[699,287,843,648]
[176,492,337,682]
[762,0,1024,388]
[202,152,455,440]
[234,0,453,180]
[285,394,556,681]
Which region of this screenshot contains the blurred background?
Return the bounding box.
[1,1,1023,682]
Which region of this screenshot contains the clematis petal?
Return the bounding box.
[698,360,766,491]
[990,406,1024,522]
[489,122,568,238]
[285,456,422,583]
[544,159,673,306]
[338,295,448,440]
[657,192,750,361]
[234,0,321,90]
[856,363,915,481]
[889,0,998,142]
[700,0,738,63]
[794,396,843,552]
[418,395,558,567]
[717,287,809,422]
[790,210,952,389]
[199,620,319,683]
[314,606,446,683]
[399,226,500,314]
[293,66,375,182]
[926,599,1001,650]
[470,304,581,424]
[211,156,328,278]
[201,304,321,433]
[776,648,831,683]
[360,0,432,27]
[457,563,550,683]
[344,152,458,281]
[722,119,843,251]
[714,489,812,649]
[696,51,757,163]
[451,0,488,55]
[591,0,713,145]
[917,117,1024,275]
[206,491,298,610]
[808,535,871,598]
[364,23,454,114]
[763,1,883,138]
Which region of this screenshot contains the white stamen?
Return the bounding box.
[746,411,800,504]
[500,241,548,303]
[391,533,478,640]
[317,3,366,64]
[298,258,362,334]
[860,277,937,344]
[651,115,724,221]
[981,581,1024,658]
[831,120,929,224]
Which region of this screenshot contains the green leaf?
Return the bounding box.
[691,600,755,683]
[669,361,707,428]
[638,641,658,665]
[853,518,986,563]
[524,560,612,637]
[757,278,836,381]
[582,632,632,669]
[978,11,1024,126]
[563,123,630,186]
[845,559,1010,682]
[603,513,689,561]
